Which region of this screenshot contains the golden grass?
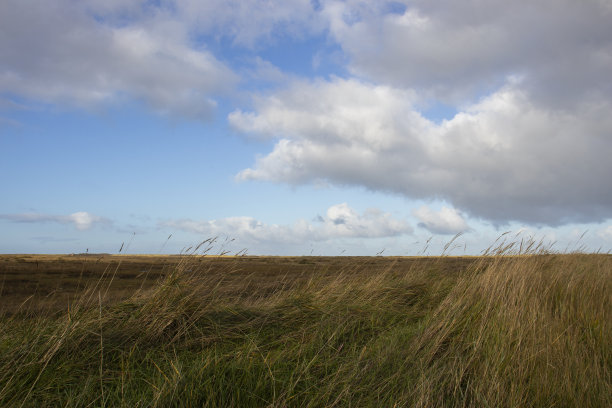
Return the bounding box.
[0,238,610,407]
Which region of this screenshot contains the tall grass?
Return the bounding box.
[0,240,610,407]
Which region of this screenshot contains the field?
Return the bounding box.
[0,244,610,407]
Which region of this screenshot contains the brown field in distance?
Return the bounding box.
[0,254,478,315]
[0,251,610,406]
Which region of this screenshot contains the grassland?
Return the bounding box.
[0,242,610,407]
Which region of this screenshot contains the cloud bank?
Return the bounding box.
[0,0,237,118]
[0,0,325,117]
[162,203,412,244]
[2,0,611,231]
[231,77,612,226]
[323,0,612,105]
[228,0,612,227]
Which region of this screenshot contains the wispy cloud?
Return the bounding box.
[30,236,79,244]
[0,211,110,231]
[0,116,22,128]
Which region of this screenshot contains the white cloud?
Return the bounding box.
[66,212,104,231]
[231,77,612,226]
[323,203,412,238]
[0,0,334,117]
[3,0,610,118]
[598,225,612,241]
[413,206,469,235]
[0,0,237,118]
[225,0,612,228]
[161,203,412,244]
[321,0,612,106]
[0,211,109,230]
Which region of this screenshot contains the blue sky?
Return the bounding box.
[1,0,612,255]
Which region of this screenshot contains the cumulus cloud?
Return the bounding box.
[0,0,237,118]
[0,211,109,230]
[3,0,610,118]
[321,0,612,106]
[226,0,612,228]
[161,203,412,244]
[231,77,612,225]
[598,225,612,241]
[413,206,470,235]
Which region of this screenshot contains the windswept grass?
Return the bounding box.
[0,242,610,407]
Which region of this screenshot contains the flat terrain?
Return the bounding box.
[0,252,610,407]
[0,254,477,315]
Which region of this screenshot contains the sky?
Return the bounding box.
[1,0,612,256]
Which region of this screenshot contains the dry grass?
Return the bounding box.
[0,240,610,407]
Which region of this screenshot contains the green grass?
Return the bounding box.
[0,244,610,407]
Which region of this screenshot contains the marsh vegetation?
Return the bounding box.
[0,240,610,407]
